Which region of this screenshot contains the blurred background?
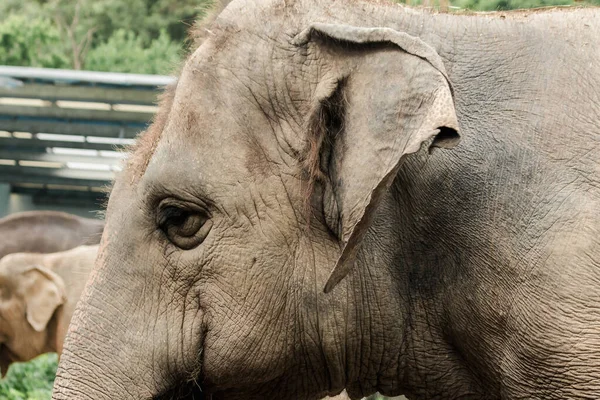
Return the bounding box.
[0,0,202,223]
[0,0,598,398]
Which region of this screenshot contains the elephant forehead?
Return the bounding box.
[0,254,41,275]
[143,80,304,190]
[127,4,315,186]
[140,122,276,206]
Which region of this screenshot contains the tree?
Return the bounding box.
[0,15,69,68]
[50,0,97,70]
[85,28,181,74]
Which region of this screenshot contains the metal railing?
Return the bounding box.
[0,66,174,193]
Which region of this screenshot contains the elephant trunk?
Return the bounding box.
[52,297,156,400]
[52,235,203,400]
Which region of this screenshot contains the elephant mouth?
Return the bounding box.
[0,344,18,362]
[154,380,209,400]
[0,344,18,376]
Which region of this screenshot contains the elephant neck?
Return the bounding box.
[324,188,413,399]
[340,171,469,398]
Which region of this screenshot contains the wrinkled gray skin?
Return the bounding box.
[0,211,104,259]
[53,1,600,399]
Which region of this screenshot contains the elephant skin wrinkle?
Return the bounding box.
[52,1,600,399]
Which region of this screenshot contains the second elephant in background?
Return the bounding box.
[0,211,104,259]
[0,245,98,376]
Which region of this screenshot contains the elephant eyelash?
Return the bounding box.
[158,206,193,230]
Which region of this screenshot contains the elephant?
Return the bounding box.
[0,211,104,259]
[0,245,98,376]
[52,0,600,399]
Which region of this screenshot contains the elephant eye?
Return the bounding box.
[157,201,212,250]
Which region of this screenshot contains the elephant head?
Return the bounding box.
[53,1,458,399]
[0,253,66,376]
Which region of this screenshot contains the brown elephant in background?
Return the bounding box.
[0,211,103,375]
[0,245,99,376]
[0,211,104,260]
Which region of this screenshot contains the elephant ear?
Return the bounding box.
[294,23,460,293]
[23,266,66,332]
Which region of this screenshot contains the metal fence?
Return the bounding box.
[0,66,174,203]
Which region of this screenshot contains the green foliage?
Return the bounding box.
[143,0,213,44]
[44,0,213,48]
[85,28,182,74]
[0,354,57,400]
[452,0,573,10]
[0,15,69,68]
[83,0,149,44]
[0,0,209,72]
[0,0,46,22]
[393,0,598,10]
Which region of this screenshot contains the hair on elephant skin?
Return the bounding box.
[0,245,98,376]
[53,1,600,399]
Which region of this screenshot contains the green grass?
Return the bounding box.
[0,354,57,400]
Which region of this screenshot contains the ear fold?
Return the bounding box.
[23,266,66,332]
[295,24,460,293]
